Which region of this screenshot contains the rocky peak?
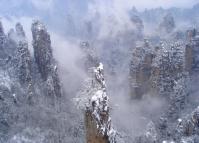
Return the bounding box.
[75,63,116,143]
[16,41,32,85]
[32,20,62,98]
[31,20,47,40]
[159,14,175,34]
[8,28,15,39]
[0,21,5,36]
[31,20,53,80]
[0,21,5,44]
[0,21,7,58]
[15,22,26,38]
[86,63,116,143]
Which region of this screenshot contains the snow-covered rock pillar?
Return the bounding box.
[82,63,116,143]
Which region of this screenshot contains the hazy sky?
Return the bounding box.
[0,0,198,38]
[122,0,199,10]
[0,0,198,14]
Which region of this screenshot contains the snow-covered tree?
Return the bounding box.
[151,41,186,97]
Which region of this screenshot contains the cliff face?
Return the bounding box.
[129,40,154,98]
[32,21,53,81]
[0,21,7,58]
[75,63,116,143]
[85,111,109,143]
[31,21,61,98]
[159,14,175,34]
[186,30,199,72]
[16,41,32,85]
[84,63,116,143]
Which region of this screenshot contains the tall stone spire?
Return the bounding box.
[16,22,26,38]
[31,20,53,80]
[31,20,61,98]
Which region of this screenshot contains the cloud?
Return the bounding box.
[50,32,87,96]
[30,0,54,11]
[86,0,137,40]
[87,0,198,13]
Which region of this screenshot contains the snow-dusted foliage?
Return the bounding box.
[167,73,190,119]
[151,41,186,97]
[135,121,158,143]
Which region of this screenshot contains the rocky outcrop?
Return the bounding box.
[31,20,61,97]
[130,14,144,38]
[85,63,116,143]
[31,20,53,81]
[75,63,116,143]
[16,41,32,85]
[159,14,175,34]
[0,21,6,58]
[15,22,26,39]
[185,29,199,72]
[129,39,154,98]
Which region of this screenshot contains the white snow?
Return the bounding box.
[177,118,182,123]
[98,63,103,71]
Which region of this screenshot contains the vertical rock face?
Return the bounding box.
[185,44,193,72]
[186,29,197,42]
[31,20,53,81]
[191,32,199,71]
[184,29,199,72]
[46,65,61,98]
[0,21,6,58]
[31,20,62,97]
[16,41,32,85]
[130,14,144,37]
[85,63,116,143]
[16,22,26,38]
[159,14,175,34]
[129,39,153,98]
[75,63,116,143]
[31,20,61,97]
[0,21,5,42]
